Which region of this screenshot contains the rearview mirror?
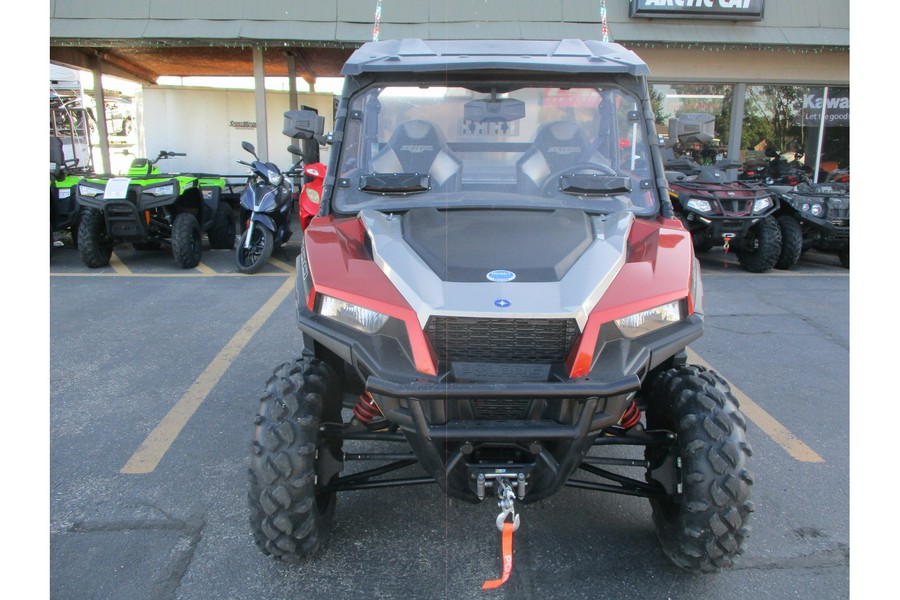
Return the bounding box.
[463,98,526,123]
[241,141,257,157]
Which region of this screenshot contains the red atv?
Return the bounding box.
[250,39,753,581]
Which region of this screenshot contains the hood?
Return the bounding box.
[359,208,634,329]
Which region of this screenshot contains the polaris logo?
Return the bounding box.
[487,270,516,282]
[452,362,551,382]
[400,145,434,154]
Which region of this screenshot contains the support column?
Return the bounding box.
[727,82,747,176]
[91,53,112,174]
[252,47,269,163]
[286,52,298,112]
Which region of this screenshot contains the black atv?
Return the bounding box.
[248,39,753,581]
[771,180,850,269]
[75,150,238,268]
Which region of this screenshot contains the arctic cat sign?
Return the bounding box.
[630,0,765,20]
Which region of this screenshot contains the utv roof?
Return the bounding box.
[341,39,650,76]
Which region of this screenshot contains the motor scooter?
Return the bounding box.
[287,143,327,231]
[234,141,296,274]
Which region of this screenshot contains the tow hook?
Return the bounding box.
[722,232,736,253]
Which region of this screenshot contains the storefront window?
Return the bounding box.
[652,84,734,163]
[742,85,849,180]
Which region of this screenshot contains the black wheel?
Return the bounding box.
[838,247,849,269]
[77,208,113,268]
[774,215,803,270]
[132,240,162,251]
[248,358,344,562]
[645,364,754,572]
[208,202,236,249]
[736,215,781,273]
[171,212,202,268]
[235,225,274,274]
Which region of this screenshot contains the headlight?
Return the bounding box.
[319,295,390,333]
[146,184,175,197]
[614,301,682,338]
[78,185,102,197]
[686,198,713,213]
[305,188,321,205]
[810,203,824,217]
[752,197,773,213]
[58,188,71,199]
[800,202,811,212]
[268,169,283,186]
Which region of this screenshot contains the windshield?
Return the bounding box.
[332,85,659,216]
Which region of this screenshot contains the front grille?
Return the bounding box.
[425,317,578,364]
[718,199,752,216]
[473,398,532,420]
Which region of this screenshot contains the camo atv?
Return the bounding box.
[75,150,237,268]
[248,39,754,579]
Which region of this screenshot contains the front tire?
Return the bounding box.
[77,208,113,268]
[248,358,344,562]
[645,364,754,572]
[235,225,274,274]
[774,215,803,270]
[736,215,781,273]
[171,212,202,268]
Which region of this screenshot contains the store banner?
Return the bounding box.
[798,89,850,128]
[629,0,765,21]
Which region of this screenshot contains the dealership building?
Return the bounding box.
[50,0,849,176]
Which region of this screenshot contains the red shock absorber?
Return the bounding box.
[352,392,382,425]
[618,400,642,430]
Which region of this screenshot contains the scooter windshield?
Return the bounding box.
[333,85,659,216]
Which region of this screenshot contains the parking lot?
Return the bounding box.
[46,238,850,599]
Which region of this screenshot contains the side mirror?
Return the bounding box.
[283,109,324,140]
[241,141,257,157]
[287,144,304,156]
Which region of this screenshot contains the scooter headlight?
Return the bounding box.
[318,295,390,334]
[269,173,283,186]
[615,301,682,338]
[686,198,713,214]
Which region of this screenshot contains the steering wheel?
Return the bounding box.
[539,162,618,196]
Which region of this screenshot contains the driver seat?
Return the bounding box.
[516,121,606,195]
[371,120,462,193]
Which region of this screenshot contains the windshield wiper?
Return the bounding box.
[558,174,632,196]
[359,173,431,195]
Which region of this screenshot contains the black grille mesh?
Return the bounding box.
[425,317,578,364]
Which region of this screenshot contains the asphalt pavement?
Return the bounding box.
[43,238,851,600]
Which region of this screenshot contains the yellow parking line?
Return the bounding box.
[109,252,132,275]
[686,348,825,463]
[268,257,295,272]
[121,275,296,474]
[194,261,217,276]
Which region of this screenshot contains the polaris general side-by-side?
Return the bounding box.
[75,151,238,268]
[249,39,753,581]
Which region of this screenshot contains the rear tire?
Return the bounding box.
[236,225,274,274]
[171,212,202,268]
[774,215,803,270]
[248,358,343,562]
[645,364,754,572]
[77,208,113,268]
[736,216,781,273]
[208,202,236,249]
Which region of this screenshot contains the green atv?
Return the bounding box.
[75,150,238,268]
[50,136,90,252]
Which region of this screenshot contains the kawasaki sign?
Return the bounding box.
[630,0,765,20]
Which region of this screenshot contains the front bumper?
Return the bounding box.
[298,302,702,502]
